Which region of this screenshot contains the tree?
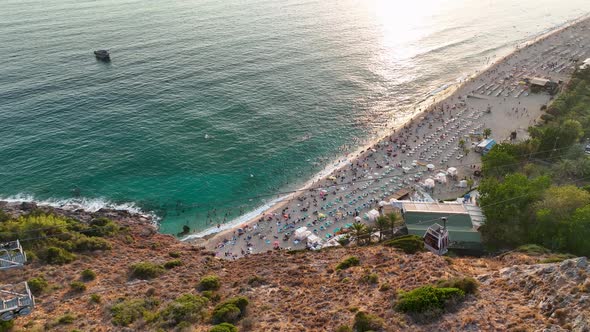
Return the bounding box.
[567,205,590,256]
[350,222,368,246]
[458,139,466,150]
[386,212,400,238]
[483,128,492,138]
[375,216,389,242]
[532,186,590,251]
[478,173,550,248]
[482,145,519,178]
[466,178,474,190]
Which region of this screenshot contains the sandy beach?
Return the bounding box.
[189,16,590,259]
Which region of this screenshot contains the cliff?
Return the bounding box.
[1,203,588,332]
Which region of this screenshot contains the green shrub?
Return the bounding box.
[169,251,181,258]
[379,283,391,291]
[0,209,9,223]
[81,269,97,281]
[353,311,384,332]
[395,286,464,313]
[212,297,249,324]
[70,281,86,293]
[361,273,379,285]
[436,277,478,295]
[89,294,101,304]
[86,217,120,237]
[247,275,266,286]
[28,276,49,296]
[336,325,353,332]
[159,294,209,327]
[383,235,425,254]
[129,262,165,280]
[111,297,160,326]
[539,253,576,264]
[210,323,238,332]
[164,259,183,269]
[0,320,14,332]
[74,237,111,251]
[336,256,360,270]
[57,313,75,325]
[516,244,550,256]
[198,275,221,291]
[201,290,221,302]
[44,246,76,265]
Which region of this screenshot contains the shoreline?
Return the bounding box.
[182,13,590,244]
[2,13,589,247]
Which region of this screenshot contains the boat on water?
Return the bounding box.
[94,50,110,61]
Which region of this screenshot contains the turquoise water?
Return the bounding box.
[1,0,588,235]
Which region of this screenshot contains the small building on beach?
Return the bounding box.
[475,138,496,155]
[397,201,484,249]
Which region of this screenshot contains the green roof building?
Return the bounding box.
[399,201,485,246]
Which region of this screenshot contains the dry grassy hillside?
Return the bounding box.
[1,204,588,332]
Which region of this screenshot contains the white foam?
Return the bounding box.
[0,193,159,225]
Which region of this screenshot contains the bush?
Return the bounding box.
[111,297,160,326]
[383,235,425,254]
[129,262,165,280]
[57,313,75,325]
[210,323,238,332]
[395,286,464,313]
[198,275,221,291]
[516,244,550,256]
[159,294,209,327]
[89,294,101,304]
[81,269,97,281]
[28,276,49,296]
[74,237,111,251]
[247,275,266,287]
[436,277,478,295]
[353,311,384,332]
[212,297,249,324]
[169,251,181,258]
[0,320,14,332]
[336,256,360,270]
[70,281,87,293]
[164,259,183,269]
[201,290,221,302]
[540,253,576,263]
[361,273,379,285]
[336,325,352,332]
[44,246,76,265]
[86,217,120,237]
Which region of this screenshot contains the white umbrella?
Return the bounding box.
[427,164,435,170]
[354,216,362,222]
[424,178,436,188]
[447,167,458,176]
[367,209,380,221]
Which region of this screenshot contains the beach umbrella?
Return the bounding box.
[447,167,458,176]
[354,216,362,222]
[368,176,373,179]
[318,213,327,219]
[427,164,435,171]
[367,209,380,222]
[424,178,435,188]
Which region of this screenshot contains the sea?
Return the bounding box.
[1,0,588,236]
